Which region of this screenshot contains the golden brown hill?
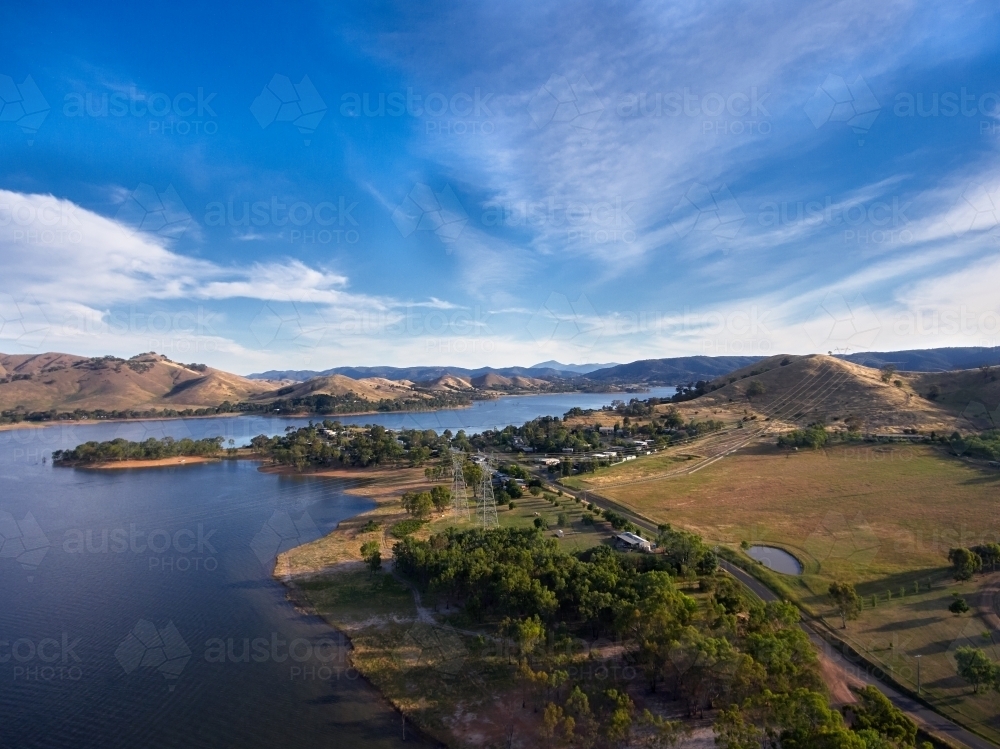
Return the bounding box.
[0,352,277,412]
[424,374,473,391]
[684,354,987,433]
[471,372,512,389]
[509,375,547,389]
[0,350,553,416]
[0,352,89,376]
[256,374,429,404]
[467,373,546,389]
[907,367,1000,430]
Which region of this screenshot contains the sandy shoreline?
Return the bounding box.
[74,455,225,469]
[270,464,432,578]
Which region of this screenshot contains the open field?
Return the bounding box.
[582,443,1000,599]
[829,575,1000,744]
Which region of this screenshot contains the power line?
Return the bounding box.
[450,452,470,520]
[477,454,499,530]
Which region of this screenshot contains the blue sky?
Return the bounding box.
[1,0,1000,372]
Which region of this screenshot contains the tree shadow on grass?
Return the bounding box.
[900,595,960,613]
[926,674,969,691]
[872,616,943,632]
[960,473,1000,487]
[913,638,965,657]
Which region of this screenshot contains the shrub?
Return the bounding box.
[950,595,970,615]
[390,519,427,538]
[360,519,382,533]
[777,423,828,449]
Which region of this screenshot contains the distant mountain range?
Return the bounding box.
[248,347,1000,386]
[530,360,621,374]
[581,356,765,384]
[247,364,587,382]
[246,356,764,385]
[837,346,1000,372]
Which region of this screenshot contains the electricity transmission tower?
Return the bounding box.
[477,455,499,530]
[450,453,470,520]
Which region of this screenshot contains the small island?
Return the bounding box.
[52,435,227,468]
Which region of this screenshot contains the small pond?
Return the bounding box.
[746,545,803,575]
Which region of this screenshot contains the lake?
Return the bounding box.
[746,545,804,576]
[0,389,672,748]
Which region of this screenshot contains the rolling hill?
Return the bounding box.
[0,352,568,416]
[0,352,278,413]
[688,354,1000,433]
[258,374,425,404]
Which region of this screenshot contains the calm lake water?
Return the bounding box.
[0,389,672,748]
[746,545,804,576]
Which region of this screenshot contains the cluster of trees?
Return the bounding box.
[52,436,224,464]
[470,405,724,456]
[777,423,831,449]
[392,525,915,746]
[776,421,872,449]
[3,404,243,425]
[949,430,1000,460]
[670,380,712,402]
[478,415,603,453]
[5,394,478,426]
[394,527,696,632]
[602,398,666,417]
[947,544,1000,581]
[249,421,454,470]
[400,486,451,518]
[717,684,923,749]
[241,389,474,416]
[655,524,717,577]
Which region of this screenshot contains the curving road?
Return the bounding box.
[720,561,995,749]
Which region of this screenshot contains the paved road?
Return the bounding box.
[537,470,997,749]
[720,560,996,749]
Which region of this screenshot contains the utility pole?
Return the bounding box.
[916,654,921,695]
